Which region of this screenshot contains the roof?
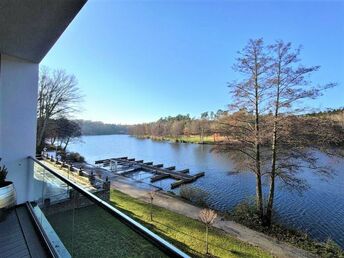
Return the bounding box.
[0,0,87,63]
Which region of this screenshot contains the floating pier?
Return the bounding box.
[95,157,205,189]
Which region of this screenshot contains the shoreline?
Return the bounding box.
[41,149,342,257]
[43,156,342,257]
[112,177,313,258]
[40,157,311,257]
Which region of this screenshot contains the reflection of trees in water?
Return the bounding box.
[224,147,339,191]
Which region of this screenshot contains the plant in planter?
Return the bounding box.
[0,158,16,220]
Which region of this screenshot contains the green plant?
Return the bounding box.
[66,152,85,163]
[179,185,209,207]
[0,158,9,187]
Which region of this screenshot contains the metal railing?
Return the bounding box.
[28,156,189,258]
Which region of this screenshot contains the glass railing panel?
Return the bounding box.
[30,158,73,257]
[28,157,188,258]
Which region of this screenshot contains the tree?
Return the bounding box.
[219,39,271,218]
[264,40,338,225]
[148,190,157,221]
[170,120,185,139]
[45,119,59,145]
[37,67,82,153]
[190,119,201,136]
[56,118,82,151]
[200,112,209,142]
[218,39,342,226]
[199,209,217,255]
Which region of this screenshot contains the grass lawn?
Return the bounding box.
[47,190,270,257]
[47,205,168,258]
[110,190,271,258]
[177,135,216,144]
[141,135,218,144]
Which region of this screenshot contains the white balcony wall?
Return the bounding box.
[0,54,38,204]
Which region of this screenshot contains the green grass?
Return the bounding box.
[46,190,271,257]
[138,135,217,144]
[177,135,216,144]
[110,190,271,258]
[47,206,167,258]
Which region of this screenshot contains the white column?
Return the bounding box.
[0,54,39,204]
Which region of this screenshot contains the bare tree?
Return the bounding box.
[265,40,338,225]
[199,208,217,255]
[218,39,271,218]
[148,190,157,221]
[170,120,185,139]
[37,67,82,153]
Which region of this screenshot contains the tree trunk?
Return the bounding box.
[205,225,209,254]
[266,58,281,226]
[63,137,70,152]
[150,201,153,221]
[266,117,278,226]
[37,115,49,153]
[266,174,275,225]
[255,172,263,217]
[254,71,264,218]
[201,127,204,143]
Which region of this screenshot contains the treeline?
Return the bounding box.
[128,111,227,141]
[128,110,344,145]
[306,107,344,117]
[307,108,344,127]
[77,120,128,135]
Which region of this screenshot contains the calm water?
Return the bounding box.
[69,134,344,248]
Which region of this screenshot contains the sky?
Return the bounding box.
[41,0,344,124]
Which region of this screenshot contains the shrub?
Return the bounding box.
[78,167,84,176]
[179,185,209,207]
[89,171,95,185]
[0,158,8,186]
[66,152,85,163]
[230,199,262,228]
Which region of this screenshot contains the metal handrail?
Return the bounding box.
[28,156,190,258]
[25,202,58,258]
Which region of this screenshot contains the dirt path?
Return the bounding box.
[111,178,316,258]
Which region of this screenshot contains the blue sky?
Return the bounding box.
[42,0,344,124]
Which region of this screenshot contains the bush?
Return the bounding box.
[66,152,85,163]
[230,199,262,228]
[179,185,209,207]
[45,144,63,151]
[0,158,8,186]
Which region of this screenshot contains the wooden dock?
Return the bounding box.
[95,157,205,188]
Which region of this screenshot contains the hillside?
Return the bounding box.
[76,120,128,135]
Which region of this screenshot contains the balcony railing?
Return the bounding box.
[28,156,189,258]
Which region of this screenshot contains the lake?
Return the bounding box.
[68,134,344,248]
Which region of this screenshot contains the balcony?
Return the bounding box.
[0,157,189,258]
